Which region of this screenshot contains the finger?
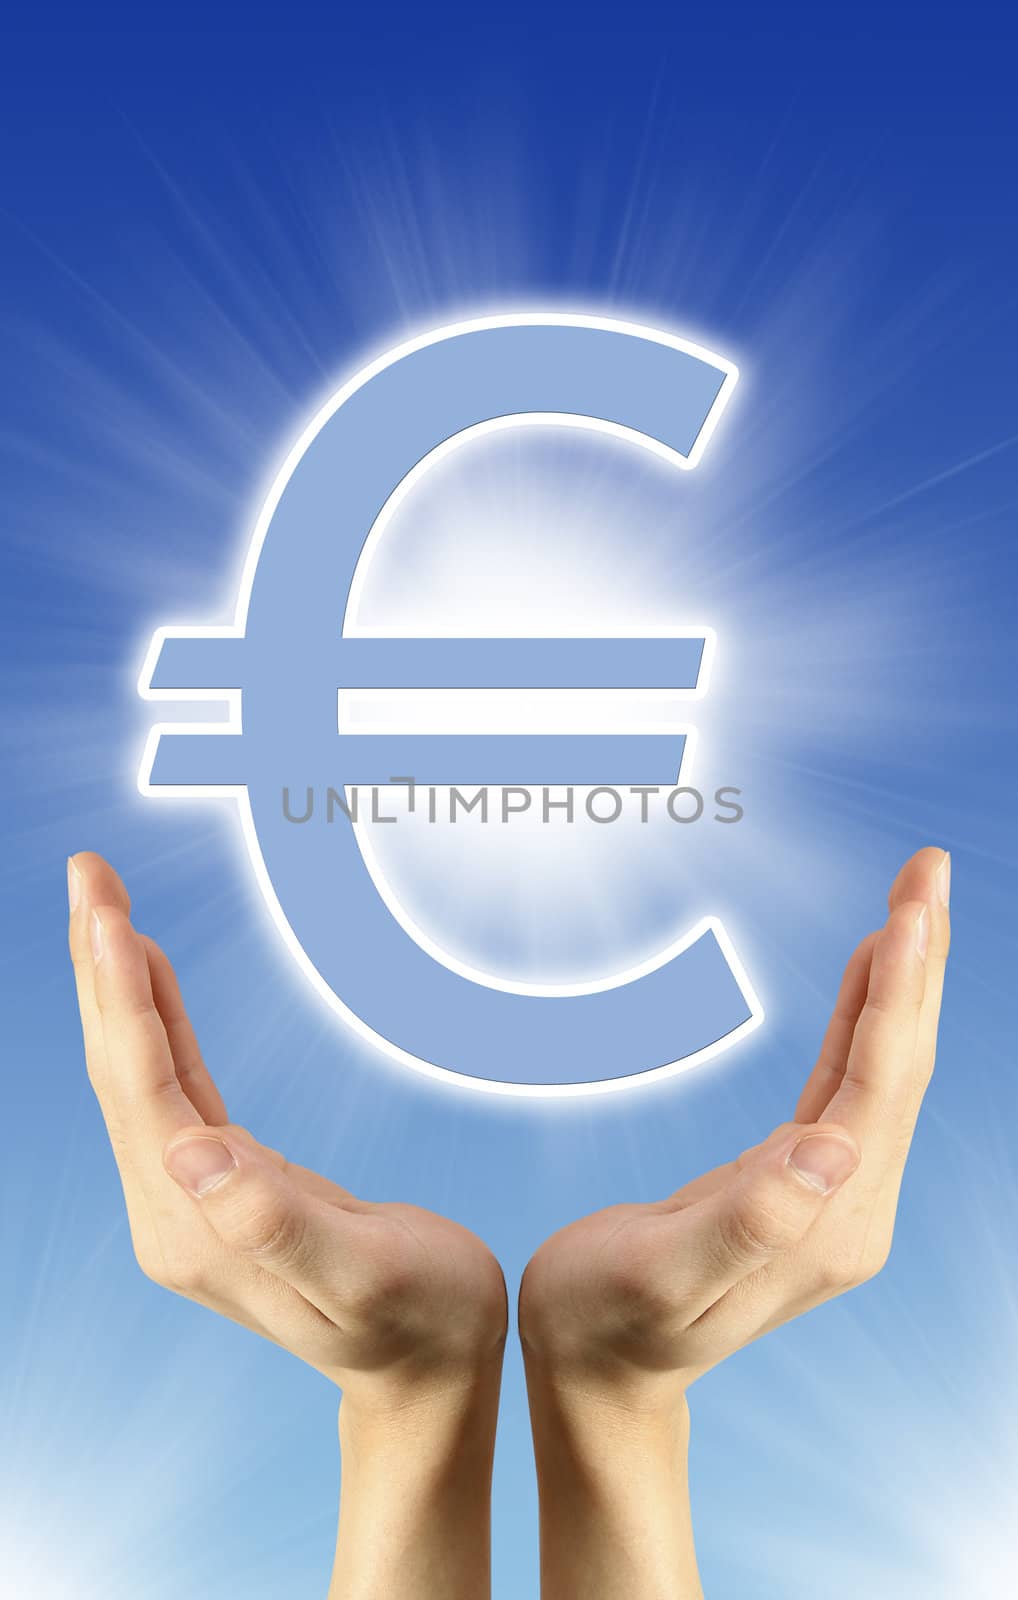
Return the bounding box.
[887,846,948,918]
[162,1125,363,1319]
[91,905,205,1152]
[888,847,951,1122]
[67,854,131,1108]
[820,899,928,1156]
[868,850,951,1226]
[655,1122,861,1323]
[68,853,145,1200]
[68,852,131,922]
[140,935,229,1126]
[795,933,879,1125]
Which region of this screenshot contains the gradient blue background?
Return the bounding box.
[2,13,1017,1596]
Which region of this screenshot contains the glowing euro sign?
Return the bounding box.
[139,313,763,1095]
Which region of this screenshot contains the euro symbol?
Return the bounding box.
[139,313,763,1095]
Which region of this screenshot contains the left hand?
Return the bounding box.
[67,852,507,1410]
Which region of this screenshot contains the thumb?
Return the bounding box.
[163,1125,354,1314]
[672,1123,861,1322]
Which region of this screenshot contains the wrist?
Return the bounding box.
[524,1353,691,1478]
[331,1357,503,1600]
[339,1349,504,1453]
[524,1359,701,1600]
[521,1327,694,1418]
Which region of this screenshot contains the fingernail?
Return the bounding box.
[937,852,951,908]
[89,909,105,964]
[165,1136,236,1196]
[788,1134,860,1194]
[915,905,929,961]
[67,857,81,913]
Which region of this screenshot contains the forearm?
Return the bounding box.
[330,1363,503,1600]
[524,1364,701,1600]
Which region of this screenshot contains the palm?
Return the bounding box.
[69,853,506,1394]
[520,848,950,1398]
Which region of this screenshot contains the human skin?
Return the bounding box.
[70,846,949,1598]
[518,847,951,1598]
[67,852,507,1600]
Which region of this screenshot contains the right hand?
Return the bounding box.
[519,847,950,1408]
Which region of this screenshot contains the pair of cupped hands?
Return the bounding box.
[68,847,949,1596]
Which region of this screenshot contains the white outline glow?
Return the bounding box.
[136,310,762,1096]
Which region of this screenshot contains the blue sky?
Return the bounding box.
[2,11,1017,1596]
